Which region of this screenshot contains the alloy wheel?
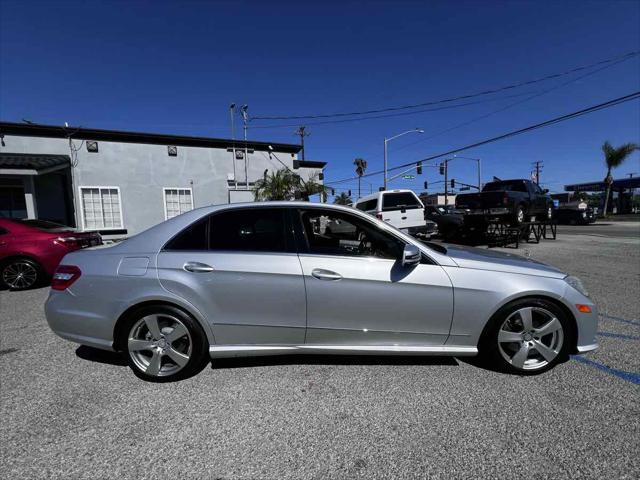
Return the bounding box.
[127,314,193,377]
[517,208,525,223]
[497,306,564,371]
[2,261,38,290]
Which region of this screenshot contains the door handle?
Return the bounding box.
[311,268,342,281]
[183,261,214,273]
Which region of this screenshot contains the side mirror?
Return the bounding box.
[543,188,549,194]
[401,244,421,267]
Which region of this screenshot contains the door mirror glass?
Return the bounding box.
[401,244,421,267]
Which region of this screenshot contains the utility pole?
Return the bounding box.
[444,159,449,206]
[295,126,310,160]
[532,160,543,185]
[241,105,249,189]
[230,103,237,189]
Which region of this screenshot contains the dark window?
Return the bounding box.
[209,208,289,253]
[381,192,421,210]
[355,199,378,211]
[16,219,69,231]
[299,209,404,259]
[164,218,208,251]
[483,181,527,192]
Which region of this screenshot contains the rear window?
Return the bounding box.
[355,199,377,212]
[15,219,72,231]
[483,181,527,192]
[382,192,421,211]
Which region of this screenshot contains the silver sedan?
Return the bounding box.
[45,202,598,382]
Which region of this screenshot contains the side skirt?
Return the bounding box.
[209,344,478,359]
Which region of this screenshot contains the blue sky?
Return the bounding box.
[1,0,639,196]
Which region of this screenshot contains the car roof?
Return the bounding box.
[355,189,418,204]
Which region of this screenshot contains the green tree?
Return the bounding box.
[333,192,352,205]
[601,141,638,216]
[253,168,325,201]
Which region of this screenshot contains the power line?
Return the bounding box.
[391,54,635,153]
[249,91,541,129]
[325,91,640,185]
[251,50,639,121]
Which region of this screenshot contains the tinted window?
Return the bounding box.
[483,181,527,192]
[164,218,208,251]
[382,192,421,210]
[355,199,377,211]
[210,208,289,253]
[299,209,404,259]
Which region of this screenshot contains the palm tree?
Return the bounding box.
[601,141,638,216]
[253,168,325,201]
[333,192,352,205]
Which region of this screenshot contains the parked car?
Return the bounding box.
[354,189,437,238]
[554,206,597,225]
[45,202,598,382]
[424,205,465,241]
[0,218,102,290]
[455,179,553,225]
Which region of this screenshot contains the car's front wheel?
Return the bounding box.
[121,305,209,382]
[0,258,42,290]
[481,298,572,375]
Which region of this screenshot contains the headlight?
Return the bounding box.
[564,275,589,297]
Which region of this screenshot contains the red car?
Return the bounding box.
[0,218,102,290]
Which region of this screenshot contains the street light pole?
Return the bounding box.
[383,128,424,190]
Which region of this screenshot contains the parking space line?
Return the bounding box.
[599,314,640,326]
[572,356,640,385]
[597,331,640,341]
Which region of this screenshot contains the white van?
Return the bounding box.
[354,189,437,238]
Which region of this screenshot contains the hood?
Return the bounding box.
[443,244,566,278]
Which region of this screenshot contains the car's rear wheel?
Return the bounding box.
[513,205,526,225]
[122,305,208,382]
[0,258,41,290]
[481,298,571,375]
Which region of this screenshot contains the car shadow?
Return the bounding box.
[210,354,459,370]
[76,345,128,366]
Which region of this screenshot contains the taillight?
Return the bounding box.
[55,236,82,249]
[376,212,383,219]
[503,193,509,205]
[51,265,81,291]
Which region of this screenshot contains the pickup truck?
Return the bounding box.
[454,179,553,225]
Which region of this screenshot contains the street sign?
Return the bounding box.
[402,174,415,180]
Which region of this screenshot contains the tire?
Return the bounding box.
[0,258,42,290]
[512,205,526,226]
[479,298,572,375]
[121,305,209,382]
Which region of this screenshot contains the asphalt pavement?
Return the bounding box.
[1,227,638,479]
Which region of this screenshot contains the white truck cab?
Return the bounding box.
[354,189,436,238]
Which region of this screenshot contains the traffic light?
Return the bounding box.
[423,181,428,190]
[416,161,422,175]
[451,179,455,189]
[348,190,352,196]
[439,163,445,175]
[319,172,324,181]
[331,188,335,195]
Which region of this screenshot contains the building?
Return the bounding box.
[0,122,326,237]
[565,177,640,214]
[419,192,457,207]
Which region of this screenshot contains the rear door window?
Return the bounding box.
[382,192,421,211]
[209,208,292,253]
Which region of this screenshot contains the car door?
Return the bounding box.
[294,207,454,346]
[156,207,307,346]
